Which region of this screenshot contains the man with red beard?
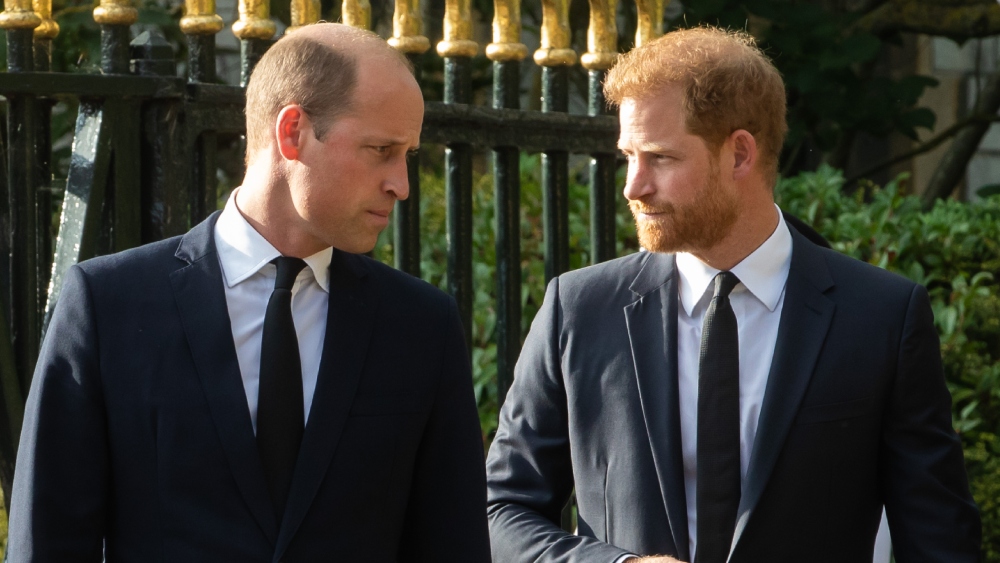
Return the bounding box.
[486,26,980,563]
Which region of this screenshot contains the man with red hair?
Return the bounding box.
[487,26,980,563]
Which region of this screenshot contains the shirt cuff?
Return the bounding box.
[614,555,638,563]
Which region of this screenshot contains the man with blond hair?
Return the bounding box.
[486,26,980,563]
[9,23,490,562]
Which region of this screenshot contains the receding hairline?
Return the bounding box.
[242,23,416,160]
[283,22,412,73]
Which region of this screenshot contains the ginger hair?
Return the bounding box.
[605,26,788,183]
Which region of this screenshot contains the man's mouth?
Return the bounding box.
[629,203,672,219]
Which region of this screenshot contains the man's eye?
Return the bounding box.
[371,146,390,154]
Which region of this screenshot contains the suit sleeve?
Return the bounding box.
[8,265,109,561]
[880,284,981,561]
[397,296,491,563]
[486,278,631,563]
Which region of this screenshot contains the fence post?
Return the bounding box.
[233,0,275,87]
[438,0,477,348]
[388,0,429,278]
[287,0,319,32]
[582,0,618,265]
[635,0,664,47]
[535,0,575,284]
[32,0,58,317]
[342,0,370,31]
[486,0,527,411]
[93,0,137,74]
[182,0,223,84]
[129,31,187,244]
[181,1,224,224]
[0,0,41,512]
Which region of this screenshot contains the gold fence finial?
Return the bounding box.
[232,0,276,40]
[93,0,138,26]
[0,0,41,30]
[388,0,429,54]
[31,0,58,37]
[581,0,617,70]
[287,0,320,32]
[180,0,224,35]
[635,0,664,47]
[342,0,371,30]
[437,0,477,58]
[534,0,576,67]
[485,0,527,62]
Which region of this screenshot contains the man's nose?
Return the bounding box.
[384,156,411,201]
[623,158,654,201]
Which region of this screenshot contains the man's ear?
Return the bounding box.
[729,129,757,180]
[275,105,309,161]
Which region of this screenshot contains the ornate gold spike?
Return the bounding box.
[581,0,617,70]
[342,0,370,30]
[93,0,138,25]
[533,0,576,67]
[436,0,477,58]
[635,0,664,47]
[387,0,429,54]
[287,0,320,32]
[0,0,41,29]
[32,0,58,37]
[180,0,224,35]
[485,0,527,62]
[232,0,276,40]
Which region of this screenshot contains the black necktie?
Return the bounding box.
[696,271,741,563]
[257,256,307,521]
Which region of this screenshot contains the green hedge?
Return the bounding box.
[376,159,1000,561]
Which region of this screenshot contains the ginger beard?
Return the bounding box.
[629,157,740,254]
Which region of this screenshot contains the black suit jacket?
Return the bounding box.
[486,228,980,562]
[9,213,491,562]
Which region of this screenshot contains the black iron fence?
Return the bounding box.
[0,0,666,509]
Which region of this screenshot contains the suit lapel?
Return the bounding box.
[729,231,835,558]
[625,252,691,562]
[274,251,375,560]
[169,212,279,545]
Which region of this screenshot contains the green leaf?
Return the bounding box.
[976,184,1000,198]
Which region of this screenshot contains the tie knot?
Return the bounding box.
[271,257,307,291]
[713,271,740,300]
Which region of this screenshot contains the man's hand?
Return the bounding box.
[624,557,684,562]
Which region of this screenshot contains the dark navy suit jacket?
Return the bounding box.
[487,228,981,562]
[9,213,491,562]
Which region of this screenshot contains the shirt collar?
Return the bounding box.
[213,189,332,292]
[675,205,792,316]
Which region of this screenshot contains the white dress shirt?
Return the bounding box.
[214,190,332,432]
[675,207,792,560]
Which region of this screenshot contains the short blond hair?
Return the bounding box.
[244,24,411,161]
[605,26,787,182]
